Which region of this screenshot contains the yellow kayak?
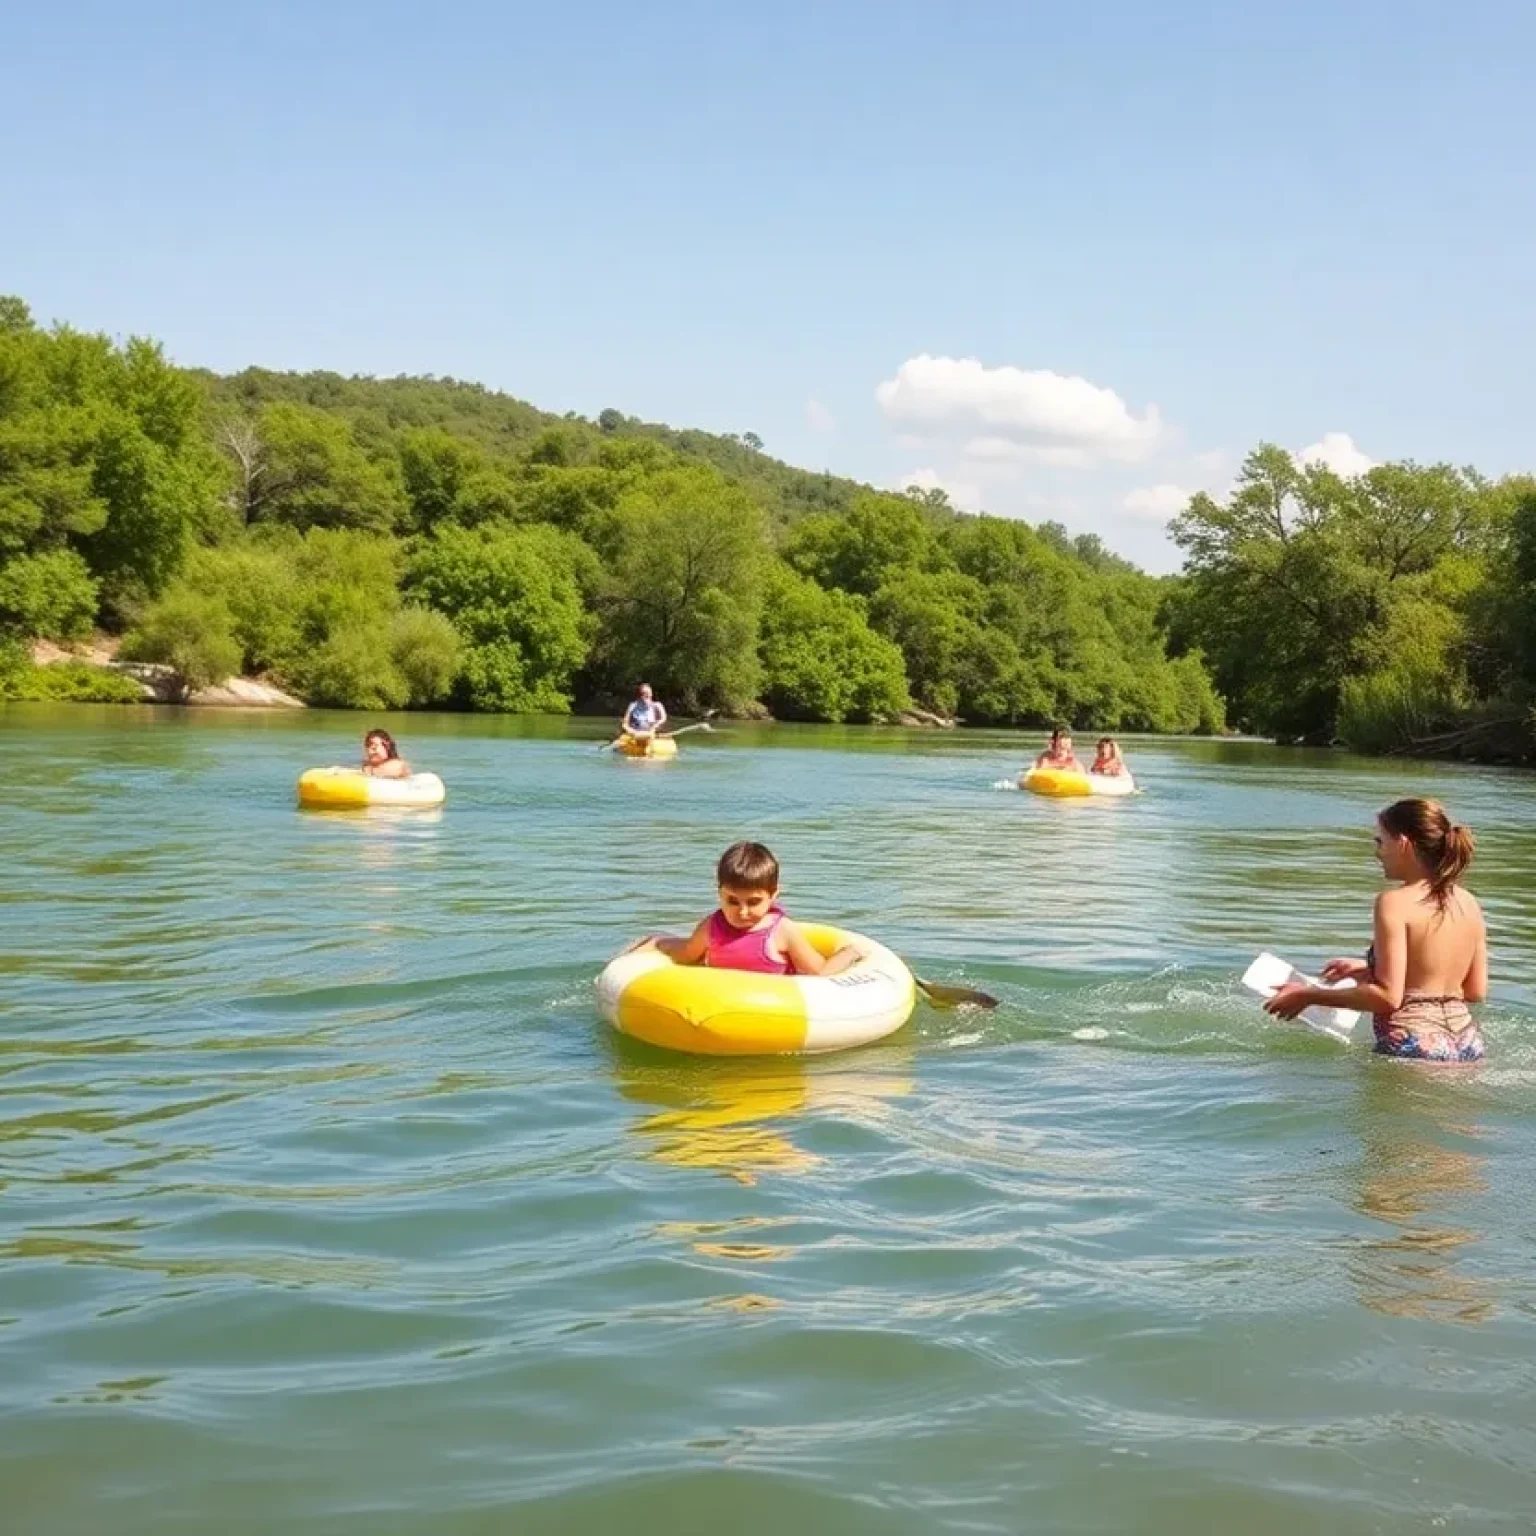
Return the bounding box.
[297,768,446,809]
[615,734,678,759]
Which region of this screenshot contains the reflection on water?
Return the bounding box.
[610,1041,913,1185]
[1346,1067,1494,1324]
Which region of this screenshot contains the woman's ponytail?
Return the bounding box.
[1439,822,1476,901]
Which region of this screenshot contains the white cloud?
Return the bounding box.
[1296,431,1374,478]
[805,397,836,434]
[899,467,982,511]
[961,435,1030,462]
[876,354,1164,467]
[1122,483,1191,522]
[960,436,1093,468]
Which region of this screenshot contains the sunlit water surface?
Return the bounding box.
[3,706,1534,1534]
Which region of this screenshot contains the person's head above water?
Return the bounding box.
[1095,736,1119,758]
[1048,728,1073,754]
[715,840,781,930]
[363,729,399,764]
[1375,797,1474,907]
[635,683,653,701]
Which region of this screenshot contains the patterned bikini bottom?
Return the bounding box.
[1373,994,1484,1063]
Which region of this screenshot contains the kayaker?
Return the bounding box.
[1032,728,1085,773]
[621,683,668,744]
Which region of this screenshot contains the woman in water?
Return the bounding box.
[1090,737,1130,776]
[1264,798,1488,1062]
[1033,728,1085,773]
[361,729,411,780]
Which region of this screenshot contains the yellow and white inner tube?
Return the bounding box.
[1021,767,1135,798]
[596,925,916,1056]
[296,768,446,809]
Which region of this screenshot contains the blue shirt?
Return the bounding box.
[625,700,661,731]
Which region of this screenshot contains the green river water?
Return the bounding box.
[3,705,1535,1534]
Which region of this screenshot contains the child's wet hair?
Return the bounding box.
[365,728,399,759]
[717,841,779,891]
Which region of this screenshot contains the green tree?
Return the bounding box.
[597,466,766,709]
[398,428,519,531]
[1169,446,1486,740]
[868,568,990,718]
[785,492,948,597]
[296,623,409,710]
[758,563,909,722]
[249,403,406,532]
[389,605,462,706]
[406,523,594,712]
[0,319,223,621]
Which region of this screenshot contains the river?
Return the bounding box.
[3,705,1534,1533]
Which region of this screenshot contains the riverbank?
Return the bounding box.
[22,637,303,708]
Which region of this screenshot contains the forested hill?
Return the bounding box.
[197,365,868,527]
[8,294,1534,760]
[1,295,1226,732]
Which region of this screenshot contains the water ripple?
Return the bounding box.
[1,709,1534,1533]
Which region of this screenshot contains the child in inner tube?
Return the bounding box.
[1090,737,1130,776]
[361,729,411,779]
[633,841,864,976]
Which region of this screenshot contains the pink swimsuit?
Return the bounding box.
[705,909,790,974]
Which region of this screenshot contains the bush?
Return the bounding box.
[120,590,242,693]
[181,540,304,674]
[1337,665,1465,755]
[290,623,408,710]
[0,642,145,702]
[0,549,101,640]
[1167,652,1227,734]
[389,605,461,706]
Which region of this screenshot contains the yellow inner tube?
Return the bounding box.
[1021,767,1092,797]
[296,768,446,809]
[596,924,915,1057]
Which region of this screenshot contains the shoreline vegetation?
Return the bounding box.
[1,295,1531,762]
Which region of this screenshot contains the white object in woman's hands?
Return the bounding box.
[1242,952,1363,1042]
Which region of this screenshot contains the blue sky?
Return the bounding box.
[6,0,1532,569]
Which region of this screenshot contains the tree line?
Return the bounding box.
[1163,446,1536,761]
[0,296,1223,732]
[7,293,1528,759]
